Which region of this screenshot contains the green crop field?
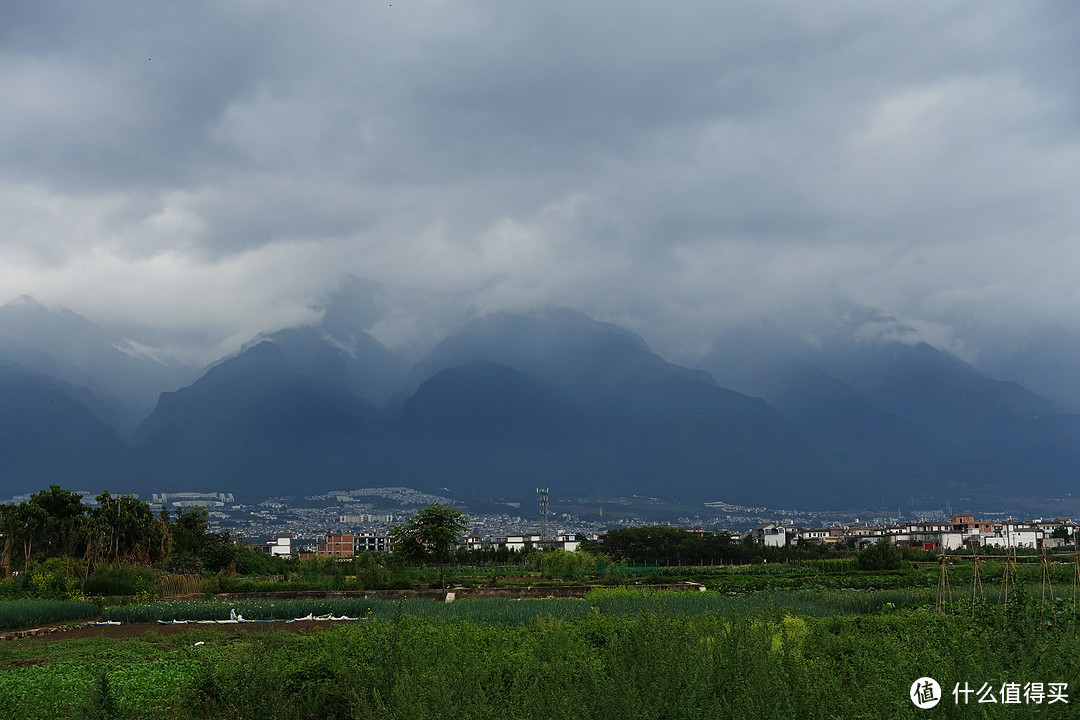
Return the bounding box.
[2,589,1080,719]
[0,599,99,631]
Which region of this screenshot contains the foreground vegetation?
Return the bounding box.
[3,486,1079,717]
[2,589,1079,719]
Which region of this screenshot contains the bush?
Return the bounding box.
[23,558,85,600]
[0,578,22,600]
[83,566,157,596]
[856,539,906,571]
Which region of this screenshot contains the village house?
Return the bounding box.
[753,523,789,548]
[768,513,1071,553]
[317,530,355,557]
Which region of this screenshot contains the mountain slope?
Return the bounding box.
[396,308,714,410]
[762,364,1006,494]
[388,311,875,506]
[247,325,407,407]
[847,343,1080,492]
[700,323,1080,500]
[0,361,126,496]
[591,364,871,506]
[128,342,386,498]
[388,361,591,495]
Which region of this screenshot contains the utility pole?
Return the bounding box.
[537,488,549,543]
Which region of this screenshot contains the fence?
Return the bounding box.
[157,574,204,598]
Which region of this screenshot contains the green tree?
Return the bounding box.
[857,538,905,571]
[390,503,467,588]
[200,530,242,573]
[87,491,168,568]
[527,548,602,580]
[164,506,214,572]
[30,485,90,571]
[0,501,48,573]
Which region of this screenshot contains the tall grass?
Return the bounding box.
[156,612,1080,718]
[5,594,1080,718]
[0,599,99,630]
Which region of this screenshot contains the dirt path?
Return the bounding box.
[6,619,357,644]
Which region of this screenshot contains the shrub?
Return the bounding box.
[23,558,85,600]
[84,566,157,596]
[856,539,906,571]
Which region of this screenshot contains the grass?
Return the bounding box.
[5,583,1080,718]
[3,601,1080,719]
[0,635,200,718]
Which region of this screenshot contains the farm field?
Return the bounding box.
[2,588,1080,719]
[0,599,99,631]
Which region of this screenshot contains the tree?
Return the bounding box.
[527,548,602,580]
[165,506,212,572]
[30,485,90,571]
[390,503,467,587]
[857,538,905,571]
[0,501,48,573]
[87,491,167,568]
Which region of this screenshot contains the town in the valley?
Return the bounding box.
[9,487,1067,560]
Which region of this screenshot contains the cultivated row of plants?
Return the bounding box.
[4,594,1080,719]
[99,581,1079,625]
[99,597,598,624]
[0,598,100,631]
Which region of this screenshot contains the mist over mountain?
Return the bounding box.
[0,295,197,436]
[699,316,1080,500]
[243,325,407,408]
[971,326,1080,413]
[392,308,714,411]
[120,306,876,506]
[3,283,1080,510]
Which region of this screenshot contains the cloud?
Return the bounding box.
[1,1,1079,369]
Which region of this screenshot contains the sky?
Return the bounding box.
[2,0,1080,370]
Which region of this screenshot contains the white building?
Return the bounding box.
[981,523,1042,550]
[555,534,581,552]
[754,523,789,548]
[261,532,292,556]
[939,531,966,551]
[461,533,582,552]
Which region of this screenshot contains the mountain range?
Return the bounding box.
[2,281,1078,510]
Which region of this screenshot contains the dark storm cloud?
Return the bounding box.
[2,1,1079,368]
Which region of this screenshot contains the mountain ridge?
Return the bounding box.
[3,291,1080,508]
